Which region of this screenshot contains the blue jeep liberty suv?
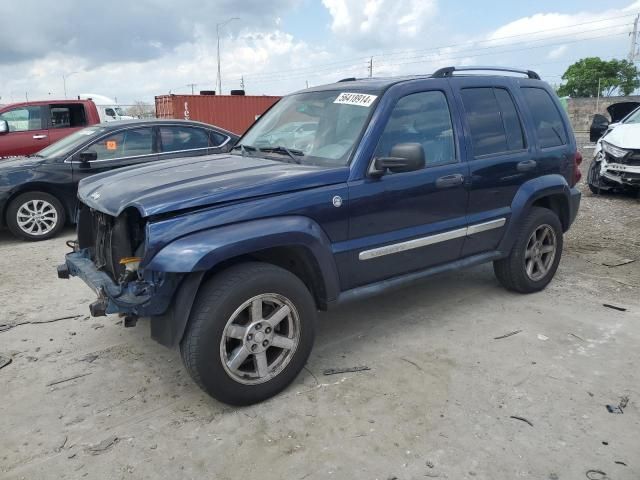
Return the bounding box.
[59,66,582,405]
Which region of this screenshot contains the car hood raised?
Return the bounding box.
[78,154,349,217]
[602,124,640,149]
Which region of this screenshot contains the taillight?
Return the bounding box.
[573,151,583,185]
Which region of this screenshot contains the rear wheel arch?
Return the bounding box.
[531,193,569,231]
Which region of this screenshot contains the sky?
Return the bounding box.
[1,0,639,105]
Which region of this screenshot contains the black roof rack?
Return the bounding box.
[432,66,540,80]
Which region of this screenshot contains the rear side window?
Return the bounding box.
[521,87,567,148]
[159,126,210,152]
[49,104,87,129]
[209,130,228,147]
[460,87,525,157]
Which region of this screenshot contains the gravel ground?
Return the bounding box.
[0,153,638,480]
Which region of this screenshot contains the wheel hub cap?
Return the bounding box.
[16,199,58,236]
[524,224,557,282]
[220,293,301,385]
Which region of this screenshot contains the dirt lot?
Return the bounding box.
[1,157,638,480]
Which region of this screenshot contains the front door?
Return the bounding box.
[0,105,50,156]
[345,87,469,288]
[72,126,157,184]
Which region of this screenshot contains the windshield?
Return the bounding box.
[35,126,109,158]
[237,90,378,167]
[623,107,640,124]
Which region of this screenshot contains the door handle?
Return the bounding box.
[517,159,537,172]
[32,134,48,140]
[435,173,465,189]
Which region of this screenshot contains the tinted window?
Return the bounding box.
[210,131,228,147]
[461,87,525,157]
[494,89,525,151]
[521,87,567,148]
[49,104,87,129]
[82,127,153,160]
[0,106,42,132]
[160,126,210,152]
[375,91,456,167]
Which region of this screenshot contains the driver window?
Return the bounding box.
[375,91,456,167]
[0,106,43,132]
[81,127,153,160]
[105,108,116,117]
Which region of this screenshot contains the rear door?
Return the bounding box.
[0,105,50,156]
[450,78,534,257]
[72,126,158,184]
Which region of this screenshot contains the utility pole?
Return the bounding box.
[62,71,79,99]
[368,57,373,77]
[629,14,639,62]
[305,80,309,89]
[186,83,197,94]
[216,17,240,95]
[240,76,245,90]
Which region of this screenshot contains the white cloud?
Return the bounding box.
[322,0,438,48]
[547,45,568,60]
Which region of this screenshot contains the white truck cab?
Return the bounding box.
[78,94,135,123]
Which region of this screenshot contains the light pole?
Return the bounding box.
[62,71,79,99]
[216,17,239,95]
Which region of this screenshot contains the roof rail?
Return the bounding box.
[432,66,540,80]
[338,77,357,82]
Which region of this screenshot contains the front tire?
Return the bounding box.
[6,191,66,241]
[493,207,563,293]
[180,262,316,406]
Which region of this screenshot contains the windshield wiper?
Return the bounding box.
[231,144,258,156]
[258,146,304,164]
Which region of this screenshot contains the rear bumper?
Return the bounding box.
[59,249,179,317]
[568,186,581,227]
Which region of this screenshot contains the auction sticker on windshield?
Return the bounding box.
[334,92,377,107]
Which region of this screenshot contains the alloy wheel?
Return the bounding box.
[16,199,58,236]
[220,293,300,385]
[524,224,557,281]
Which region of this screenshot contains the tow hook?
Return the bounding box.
[123,315,138,328]
[89,299,107,317]
[56,264,70,279]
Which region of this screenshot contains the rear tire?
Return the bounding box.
[180,262,316,406]
[6,191,66,241]
[493,207,563,293]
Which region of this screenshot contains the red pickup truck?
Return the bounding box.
[0,100,102,157]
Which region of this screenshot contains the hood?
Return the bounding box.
[601,124,640,150]
[78,154,349,217]
[0,155,46,172]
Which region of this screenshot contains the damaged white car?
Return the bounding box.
[589,107,640,194]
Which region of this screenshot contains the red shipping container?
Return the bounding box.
[155,94,281,135]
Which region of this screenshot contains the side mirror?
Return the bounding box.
[590,114,610,142]
[371,143,425,176]
[78,151,97,163]
[0,120,8,134]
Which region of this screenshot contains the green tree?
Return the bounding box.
[557,57,640,97]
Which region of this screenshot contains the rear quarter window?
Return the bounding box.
[520,87,567,149]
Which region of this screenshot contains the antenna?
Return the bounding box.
[368,57,373,77]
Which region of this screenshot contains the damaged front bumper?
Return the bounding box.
[58,248,180,318]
